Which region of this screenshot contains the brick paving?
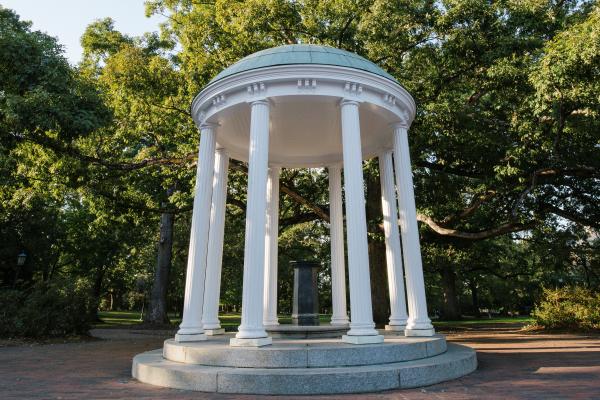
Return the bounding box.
[0,327,599,399]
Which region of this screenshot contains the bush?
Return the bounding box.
[0,280,94,338]
[532,286,600,331]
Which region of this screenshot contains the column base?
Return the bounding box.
[175,333,207,342]
[342,334,384,345]
[230,337,272,347]
[385,324,407,332]
[330,317,350,326]
[204,328,225,336]
[263,320,280,326]
[404,328,436,337]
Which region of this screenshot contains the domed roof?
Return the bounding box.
[210,44,397,83]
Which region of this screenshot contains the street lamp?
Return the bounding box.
[14,251,26,287]
[17,251,27,266]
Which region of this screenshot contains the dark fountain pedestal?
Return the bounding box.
[266,260,348,339]
[292,260,320,325]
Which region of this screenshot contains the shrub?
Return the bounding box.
[532,286,600,331]
[0,280,94,338]
[0,289,25,336]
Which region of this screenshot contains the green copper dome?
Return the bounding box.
[210,44,397,83]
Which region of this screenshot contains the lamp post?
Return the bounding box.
[14,251,26,287]
[135,274,148,321]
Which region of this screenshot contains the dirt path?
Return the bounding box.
[0,328,599,399]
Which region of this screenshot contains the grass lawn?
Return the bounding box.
[433,316,534,328]
[97,311,533,330]
[96,311,182,327]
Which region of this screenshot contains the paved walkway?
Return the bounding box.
[0,327,599,399]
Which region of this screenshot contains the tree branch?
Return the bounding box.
[416,213,534,240]
[414,160,484,179]
[280,212,321,228]
[440,190,496,225]
[22,134,196,171]
[540,203,600,230]
[229,160,331,223]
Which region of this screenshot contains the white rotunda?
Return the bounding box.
[133,45,476,395]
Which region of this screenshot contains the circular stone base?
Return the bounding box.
[265,323,348,338]
[163,334,447,368]
[133,333,477,394]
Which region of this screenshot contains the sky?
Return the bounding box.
[2,0,166,64]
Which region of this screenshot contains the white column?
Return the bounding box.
[379,151,409,331]
[328,165,349,325]
[201,148,229,335]
[176,123,217,342]
[339,99,383,344]
[263,166,280,326]
[392,123,434,336]
[231,99,272,347]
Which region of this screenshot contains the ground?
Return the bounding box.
[1,322,599,399]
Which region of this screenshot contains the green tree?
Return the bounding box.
[145,0,599,321]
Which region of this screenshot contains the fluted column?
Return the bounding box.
[328,165,349,325]
[231,99,272,347]
[176,123,217,342]
[392,124,434,336]
[339,99,383,344]
[201,148,229,335]
[263,166,281,326]
[379,151,409,331]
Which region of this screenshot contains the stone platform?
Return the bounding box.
[132,333,477,394]
[265,323,348,339]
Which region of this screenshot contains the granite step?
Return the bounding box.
[133,343,477,395]
[162,334,447,368]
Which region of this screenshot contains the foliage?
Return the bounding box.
[0,8,110,152]
[0,0,598,333]
[0,280,94,338]
[532,286,600,331]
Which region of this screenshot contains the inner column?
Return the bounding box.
[263,165,281,326]
[201,147,229,335]
[392,123,435,337]
[328,164,349,325]
[379,150,409,331]
[339,99,383,344]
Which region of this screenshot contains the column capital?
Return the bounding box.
[248,98,271,107]
[377,149,394,159]
[339,98,361,108]
[390,122,409,130]
[327,162,343,170]
[200,122,219,131]
[215,146,229,155]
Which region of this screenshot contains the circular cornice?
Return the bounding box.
[191,63,416,128]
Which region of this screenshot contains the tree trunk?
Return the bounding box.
[368,238,390,325]
[145,209,174,325]
[440,263,461,320]
[89,265,106,323]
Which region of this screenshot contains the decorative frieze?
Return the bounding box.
[344,81,363,95]
[212,94,226,106]
[247,82,266,95]
[297,78,317,89]
[383,93,396,105]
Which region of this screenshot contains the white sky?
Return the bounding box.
[2,0,166,64]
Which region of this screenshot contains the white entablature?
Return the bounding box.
[190,64,415,168]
